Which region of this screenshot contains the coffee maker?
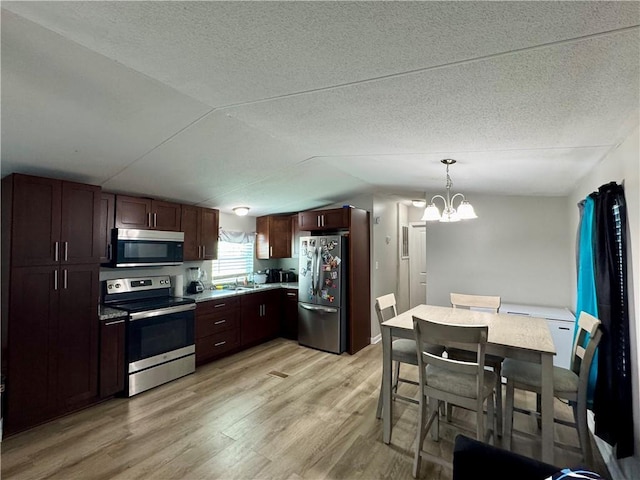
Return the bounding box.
[186,267,205,294]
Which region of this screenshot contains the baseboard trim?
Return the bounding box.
[371,333,381,344]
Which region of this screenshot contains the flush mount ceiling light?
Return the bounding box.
[421,159,477,223]
[411,199,426,208]
[232,206,250,216]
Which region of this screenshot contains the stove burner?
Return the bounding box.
[108,296,195,314]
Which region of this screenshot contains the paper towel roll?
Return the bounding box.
[172,274,184,297]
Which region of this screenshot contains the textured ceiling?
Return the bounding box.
[2,1,639,216]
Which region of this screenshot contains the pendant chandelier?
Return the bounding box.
[421,159,477,223]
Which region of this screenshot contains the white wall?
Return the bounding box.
[369,196,403,338]
[219,211,256,232]
[410,195,573,309]
[396,203,410,313]
[568,124,639,480]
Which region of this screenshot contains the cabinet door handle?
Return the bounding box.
[54,269,58,290]
[147,212,152,227]
[214,319,226,325]
[64,241,68,261]
[54,241,59,262]
[559,327,571,331]
[287,292,296,297]
[214,341,226,347]
[270,246,273,257]
[104,319,125,326]
[321,215,325,227]
[202,245,206,258]
[63,269,68,289]
[214,303,226,308]
[153,213,157,227]
[317,216,320,228]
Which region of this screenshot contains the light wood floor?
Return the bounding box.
[1,339,610,479]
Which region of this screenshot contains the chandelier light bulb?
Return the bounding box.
[422,159,477,223]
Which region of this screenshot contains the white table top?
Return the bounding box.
[381,304,556,356]
[380,304,557,464]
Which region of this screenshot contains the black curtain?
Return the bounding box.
[591,181,634,459]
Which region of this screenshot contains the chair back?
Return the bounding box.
[450,293,501,313]
[571,311,603,381]
[413,316,489,387]
[375,293,398,325]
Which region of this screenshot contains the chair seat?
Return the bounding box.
[426,364,497,399]
[393,339,444,365]
[448,347,503,367]
[392,338,418,364]
[502,358,579,394]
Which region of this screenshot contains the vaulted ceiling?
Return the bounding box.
[2,2,639,216]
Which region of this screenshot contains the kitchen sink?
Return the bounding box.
[228,285,269,291]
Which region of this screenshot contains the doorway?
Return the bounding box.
[409,222,426,308]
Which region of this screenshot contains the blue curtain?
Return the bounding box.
[575,196,598,407]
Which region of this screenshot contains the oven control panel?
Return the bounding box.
[105,275,172,294]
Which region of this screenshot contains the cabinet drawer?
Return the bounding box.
[196,329,240,363]
[196,310,239,338]
[196,297,239,316]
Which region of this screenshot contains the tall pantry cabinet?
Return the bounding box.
[1,173,101,435]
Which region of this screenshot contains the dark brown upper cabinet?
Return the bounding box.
[6,174,101,267]
[298,208,350,231]
[181,205,219,261]
[99,192,115,264]
[256,215,293,259]
[115,195,181,231]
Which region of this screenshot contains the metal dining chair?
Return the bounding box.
[502,311,602,466]
[447,293,504,436]
[412,316,497,477]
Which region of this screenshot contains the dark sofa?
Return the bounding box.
[452,434,560,480]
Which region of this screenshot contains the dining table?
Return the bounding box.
[380,304,557,464]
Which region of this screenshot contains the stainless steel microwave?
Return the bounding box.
[107,228,184,267]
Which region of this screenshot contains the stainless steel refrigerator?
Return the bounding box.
[298,234,347,354]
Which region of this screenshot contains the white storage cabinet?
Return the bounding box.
[499,303,576,370]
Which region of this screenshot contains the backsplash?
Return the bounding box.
[99,257,298,298]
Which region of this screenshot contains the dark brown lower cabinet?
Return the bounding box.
[5,264,100,435]
[99,317,126,398]
[240,290,280,347]
[195,297,240,365]
[194,289,289,367]
[281,288,298,340]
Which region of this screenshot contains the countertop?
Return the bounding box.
[99,306,129,321]
[185,282,299,303]
[99,282,299,319]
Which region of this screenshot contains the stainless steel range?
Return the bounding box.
[102,275,196,397]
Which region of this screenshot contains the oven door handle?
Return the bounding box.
[129,303,196,321]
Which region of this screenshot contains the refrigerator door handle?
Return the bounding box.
[314,246,323,294]
[300,303,338,314]
[309,244,317,295]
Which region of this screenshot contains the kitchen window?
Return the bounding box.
[211,229,255,279]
